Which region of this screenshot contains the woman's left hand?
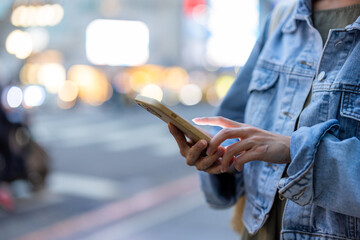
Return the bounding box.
[193,117,291,172]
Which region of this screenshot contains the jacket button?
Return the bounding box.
[317,71,326,81]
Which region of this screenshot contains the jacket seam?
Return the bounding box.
[281,230,356,240]
[312,85,360,94]
[257,60,315,77]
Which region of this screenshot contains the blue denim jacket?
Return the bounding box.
[199,0,360,239]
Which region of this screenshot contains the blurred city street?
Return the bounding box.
[0,0,275,239]
[0,103,238,240]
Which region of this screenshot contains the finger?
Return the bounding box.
[186,139,208,166]
[195,146,224,171]
[204,163,223,175]
[206,127,250,155]
[233,150,261,171]
[168,123,190,157]
[192,116,243,128]
[221,140,255,172]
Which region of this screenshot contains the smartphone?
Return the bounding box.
[135,95,211,143]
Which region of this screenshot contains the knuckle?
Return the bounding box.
[220,128,232,137]
[250,135,262,142]
[196,160,207,171]
[201,162,210,170]
[226,144,236,154]
[247,126,258,134]
[246,138,257,146]
[195,163,203,171]
[187,151,195,160]
[186,157,194,166]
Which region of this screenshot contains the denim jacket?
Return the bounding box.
[199,0,360,239]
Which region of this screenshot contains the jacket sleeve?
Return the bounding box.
[199,18,270,209]
[278,119,360,218]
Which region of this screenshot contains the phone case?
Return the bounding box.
[135,95,211,143]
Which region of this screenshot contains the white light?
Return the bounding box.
[11,4,64,27]
[179,84,202,106]
[206,0,258,67]
[5,30,33,59]
[38,63,66,93]
[86,19,149,66]
[7,86,23,108]
[23,85,46,107]
[49,4,64,26]
[140,84,163,102]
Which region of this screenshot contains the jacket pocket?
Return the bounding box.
[245,67,279,128]
[247,67,279,94]
[340,90,360,121]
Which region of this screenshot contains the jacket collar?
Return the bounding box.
[345,16,360,31]
[282,0,360,33]
[282,0,312,33]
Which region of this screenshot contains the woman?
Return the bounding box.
[169,0,360,239]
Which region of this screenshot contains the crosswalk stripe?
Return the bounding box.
[48,173,122,200]
[83,191,204,240]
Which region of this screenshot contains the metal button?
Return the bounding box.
[335,40,345,50]
[317,71,326,81]
[279,194,285,201]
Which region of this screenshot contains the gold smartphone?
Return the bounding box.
[135,95,211,143]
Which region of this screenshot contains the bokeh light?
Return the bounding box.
[11,4,64,27]
[20,63,41,84]
[38,63,66,94]
[6,30,33,59]
[58,81,79,102]
[162,89,179,106]
[86,19,149,66]
[179,84,202,106]
[162,67,189,90]
[206,86,219,106]
[206,0,258,67]
[7,86,23,108]
[140,84,163,102]
[113,72,133,94]
[68,65,112,106]
[50,4,65,26]
[23,85,46,108]
[215,75,235,99]
[129,70,152,92]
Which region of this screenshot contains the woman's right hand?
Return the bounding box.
[168,123,226,174]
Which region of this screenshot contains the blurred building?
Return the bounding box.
[0,0,280,110]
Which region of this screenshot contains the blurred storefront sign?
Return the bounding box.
[86,19,149,66]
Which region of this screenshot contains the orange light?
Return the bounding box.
[162,67,189,90]
[68,65,112,106]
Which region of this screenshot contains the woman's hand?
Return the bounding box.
[168,123,226,174]
[193,117,291,172]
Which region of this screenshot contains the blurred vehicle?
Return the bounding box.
[0,95,50,211]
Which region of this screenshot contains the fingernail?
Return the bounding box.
[199,140,207,148]
[206,148,212,156]
[221,165,226,173]
[192,118,199,123]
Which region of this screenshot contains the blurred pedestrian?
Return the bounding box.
[169,0,360,239]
